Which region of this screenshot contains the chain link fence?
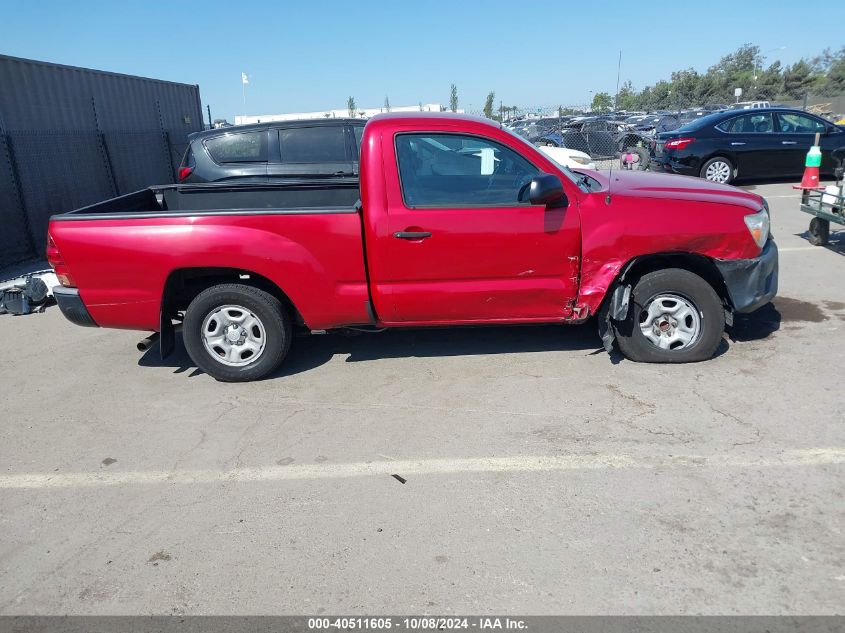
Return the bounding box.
[463,105,663,170]
[0,129,189,268]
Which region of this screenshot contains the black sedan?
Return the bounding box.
[651,108,844,184]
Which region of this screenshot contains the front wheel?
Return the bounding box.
[700,157,734,184]
[615,269,725,363]
[183,284,291,382]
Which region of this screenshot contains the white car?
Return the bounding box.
[538,145,596,170]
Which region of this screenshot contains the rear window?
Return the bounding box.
[677,111,730,133]
[353,126,364,156]
[279,126,347,163]
[204,132,267,163]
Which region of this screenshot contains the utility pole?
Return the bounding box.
[206,104,212,128]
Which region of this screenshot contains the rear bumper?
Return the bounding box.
[715,240,779,313]
[53,286,98,327]
[651,153,700,177]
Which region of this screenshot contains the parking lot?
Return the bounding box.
[1,180,844,615]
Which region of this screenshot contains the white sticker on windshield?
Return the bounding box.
[479,148,495,175]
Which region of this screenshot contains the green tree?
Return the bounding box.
[483,91,496,118]
[754,61,783,100]
[616,80,638,111]
[450,84,459,112]
[383,95,390,112]
[670,69,700,109]
[825,56,845,95]
[591,91,613,112]
[347,96,356,118]
[783,60,816,99]
[651,81,673,110]
[814,47,845,95]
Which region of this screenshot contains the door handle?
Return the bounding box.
[730,142,746,146]
[781,141,797,145]
[393,231,432,240]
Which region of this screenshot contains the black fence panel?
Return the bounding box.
[0,55,203,269]
[8,131,116,256]
[0,134,33,268]
[104,131,174,194]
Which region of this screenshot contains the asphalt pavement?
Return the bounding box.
[1,180,844,615]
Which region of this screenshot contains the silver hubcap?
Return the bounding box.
[201,305,266,367]
[705,161,731,183]
[639,294,701,351]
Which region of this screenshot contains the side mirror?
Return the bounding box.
[528,174,567,208]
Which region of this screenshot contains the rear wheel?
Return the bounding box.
[700,156,734,184]
[615,269,725,363]
[183,284,291,382]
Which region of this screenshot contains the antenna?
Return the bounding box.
[606,49,622,205]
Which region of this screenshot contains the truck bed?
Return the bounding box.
[54,179,361,220]
[48,179,371,332]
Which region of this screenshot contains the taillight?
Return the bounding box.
[178,166,193,181]
[664,137,695,150]
[46,234,76,287]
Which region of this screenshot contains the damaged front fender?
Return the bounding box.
[714,240,778,313]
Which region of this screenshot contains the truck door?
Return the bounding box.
[374,131,581,324]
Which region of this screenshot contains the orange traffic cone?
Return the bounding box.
[795,141,822,190]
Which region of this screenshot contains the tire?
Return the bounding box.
[183,284,291,382]
[808,217,830,246]
[700,156,734,184]
[615,269,725,364]
[621,146,650,170]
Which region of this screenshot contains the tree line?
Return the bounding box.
[591,44,845,113]
[345,44,844,120]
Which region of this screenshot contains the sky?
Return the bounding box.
[2,0,842,122]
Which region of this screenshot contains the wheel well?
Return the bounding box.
[162,267,303,325]
[615,252,731,307]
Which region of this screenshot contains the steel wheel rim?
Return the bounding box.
[201,304,266,367]
[638,293,702,351]
[705,161,731,183]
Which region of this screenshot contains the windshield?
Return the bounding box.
[499,124,584,188]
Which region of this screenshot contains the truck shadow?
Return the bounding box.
[138,322,609,379]
[139,305,783,380]
[729,301,781,342]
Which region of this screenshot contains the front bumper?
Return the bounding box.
[53,286,98,327]
[715,239,779,313]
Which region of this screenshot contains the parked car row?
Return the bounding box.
[652,107,845,183]
[179,106,844,188]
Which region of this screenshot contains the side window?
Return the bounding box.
[395,133,540,208]
[353,126,364,156]
[204,132,267,163]
[777,113,826,134]
[279,126,347,163]
[723,113,774,134]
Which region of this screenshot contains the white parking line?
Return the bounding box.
[778,246,834,252]
[1,448,843,490]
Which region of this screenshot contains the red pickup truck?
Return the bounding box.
[47,113,777,382]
